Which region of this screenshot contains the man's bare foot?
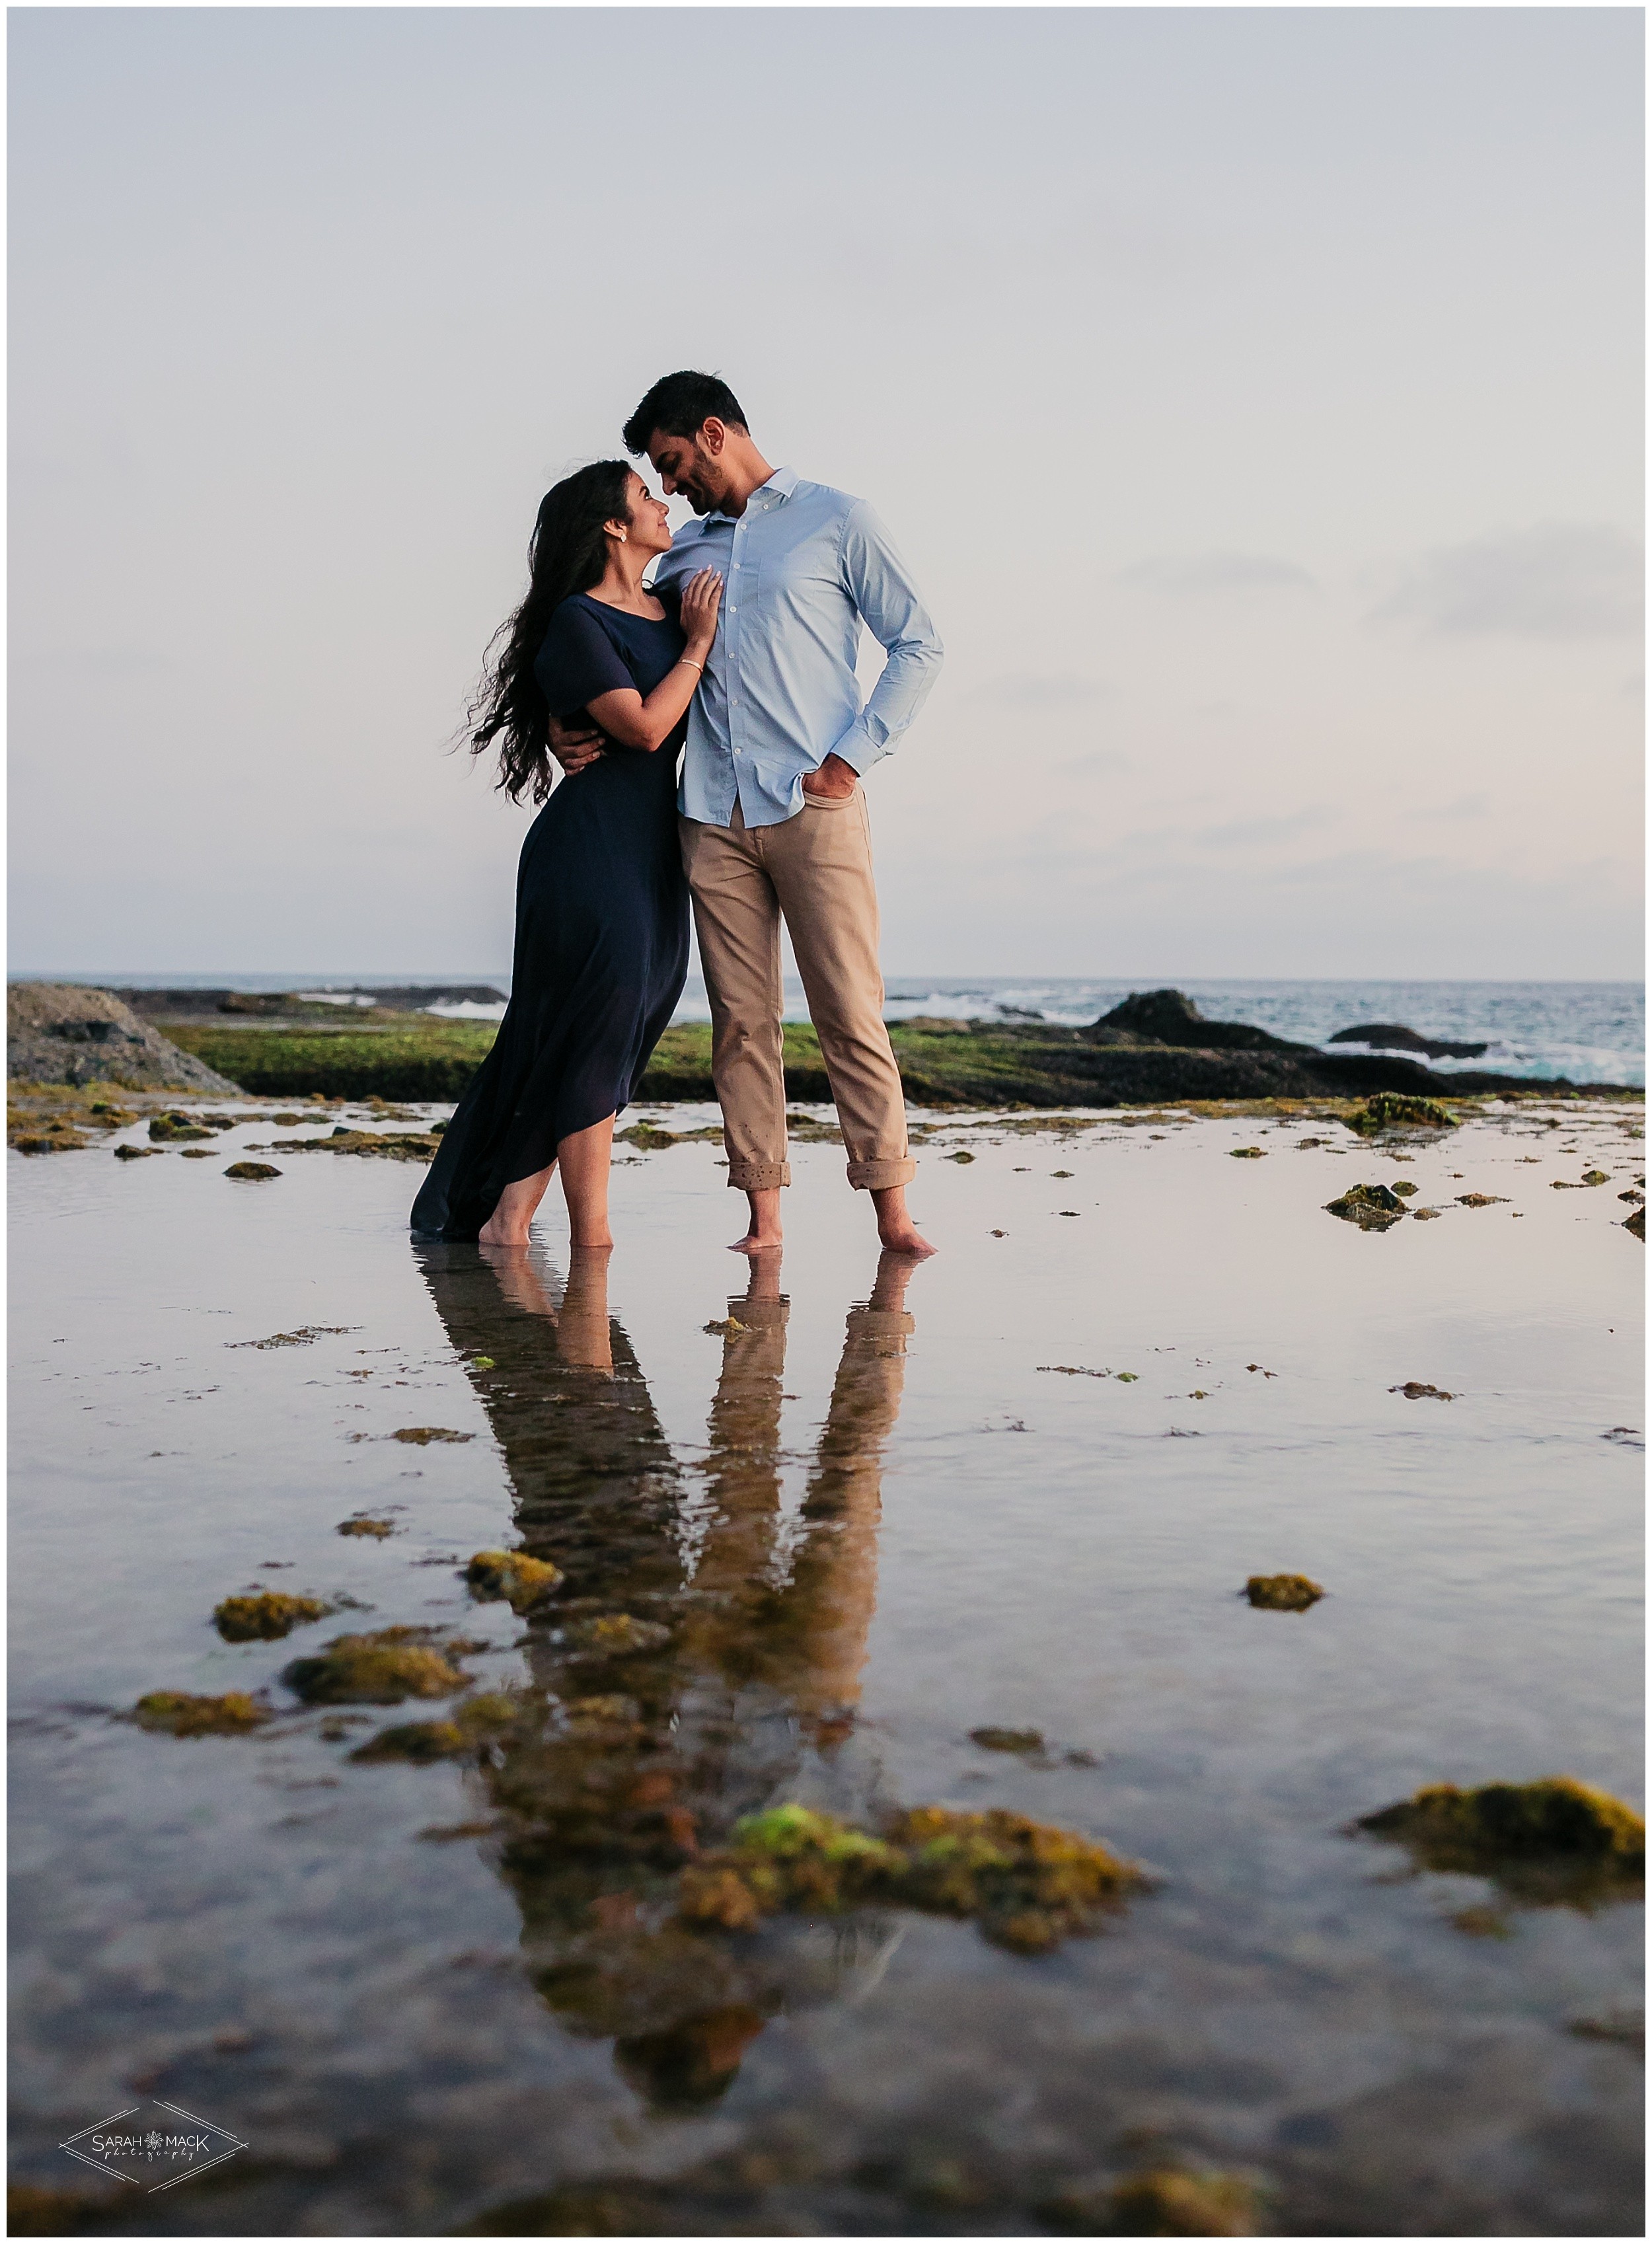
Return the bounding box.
[730,1186,783,1253]
[870,1183,936,1257]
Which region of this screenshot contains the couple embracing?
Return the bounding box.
[412,371,944,1259]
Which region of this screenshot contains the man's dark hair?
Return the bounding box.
[622,371,749,457]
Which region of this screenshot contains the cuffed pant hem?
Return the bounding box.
[846,1157,917,1191]
[727,1160,792,1191]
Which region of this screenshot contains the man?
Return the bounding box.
[552,371,943,1255]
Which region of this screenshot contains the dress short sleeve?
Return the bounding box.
[535,599,636,720]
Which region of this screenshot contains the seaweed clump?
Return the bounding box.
[1244,1573,1324,1611]
[213,1590,329,1641]
[1357,1777,1645,1908]
[132,1690,271,1736]
[1324,1182,1406,1230]
[466,1548,562,1612]
[1347,1093,1456,1136]
[566,1612,672,1657]
[283,1625,473,1704]
[677,1801,1145,1955]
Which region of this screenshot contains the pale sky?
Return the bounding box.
[10,7,1643,981]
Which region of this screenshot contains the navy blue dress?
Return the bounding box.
[410,593,691,1240]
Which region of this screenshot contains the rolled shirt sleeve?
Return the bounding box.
[829,501,945,776]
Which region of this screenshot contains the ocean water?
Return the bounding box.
[19,972,1647,1086]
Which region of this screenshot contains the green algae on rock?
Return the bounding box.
[337,1515,395,1538]
[466,1548,563,1612]
[1244,1573,1325,1611]
[1324,1182,1406,1228]
[283,1625,473,1704]
[1041,2166,1262,2236]
[1347,1092,1457,1135]
[1456,1191,1509,1207]
[1228,1146,1264,1158]
[133,1690,272,1737]
[223,1160,281,1181]
[213,1590,330,1641]
[112,1142,161,1160]
[392,1425,474,1444]
[677,1801,1145,1955]
[1357,1777,1645,1908]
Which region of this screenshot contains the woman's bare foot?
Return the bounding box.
[730,1187,784,1254]
[871,1183,936,1257]
[479,1162,556,1247]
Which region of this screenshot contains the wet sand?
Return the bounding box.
[9,1098,1644,2235]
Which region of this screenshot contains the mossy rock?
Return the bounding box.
[677,1801,1144,1955]
[392,1425,474,1444]
[133,1690,271,1737]
[466,1548,563,1612]
[1347,1093,1457,1136]
[147,1111,213,1142]
[283,1626,472,1704]
[337,1515,394,1538]
[113,1143,160,1160]
[1358,1777,1645,1908]
[224,1160,282,1181]
[1324,1182,1406,1229]
[213,1590,329,1641]
[1244,1573,1324,1611]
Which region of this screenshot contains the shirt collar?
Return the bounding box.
[708,466,798,523]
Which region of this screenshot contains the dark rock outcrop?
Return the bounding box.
[1089,989,1303,1054]
[1328,1022,1488,1059]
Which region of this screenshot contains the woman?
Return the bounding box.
[410,461,720,1244]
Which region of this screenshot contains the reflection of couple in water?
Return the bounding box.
[411,368,943,1260]
[416,1236,919,2108]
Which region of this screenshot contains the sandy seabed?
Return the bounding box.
[9,1097,1644,2236]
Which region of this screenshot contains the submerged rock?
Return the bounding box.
[283,1626,473,1704]
[677,1801,1145,1955]
[213,1591,329,1641]
[223,1160,281,1181]
[350,1693,521,1762]
[1456,1192,1508,1207]
[336,1516,394,1538]
[970,1726,1047,1755]
[1228,1146,1264,1158]
[1244,1574,1324,1611]
[1043,2166,1262,2236]
[1390,1381,1454,1400]
[1324,1182,1406,1229]
[392,1425,474,1444]
[466,1548,563,1612]
[1357,1776,1645,1907]
[1346,1093,1457,1135]
[566,1613,672,1657]
[133,1690,271,1736]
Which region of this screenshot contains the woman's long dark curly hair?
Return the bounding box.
[467,460,633,804]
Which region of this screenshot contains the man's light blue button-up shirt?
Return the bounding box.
[651,467,943,829]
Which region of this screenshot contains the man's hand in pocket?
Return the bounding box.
[801,753,858,801]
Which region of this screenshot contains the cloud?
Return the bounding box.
[973,671,1109,708]
[1121,552,1316,596]
[1372,522,1643,640]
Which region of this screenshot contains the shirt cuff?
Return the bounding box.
[829,717,890,776]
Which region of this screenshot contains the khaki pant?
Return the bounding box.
[679,789,915,1193]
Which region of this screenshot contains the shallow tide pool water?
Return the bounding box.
[9,1098,1645,2236]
